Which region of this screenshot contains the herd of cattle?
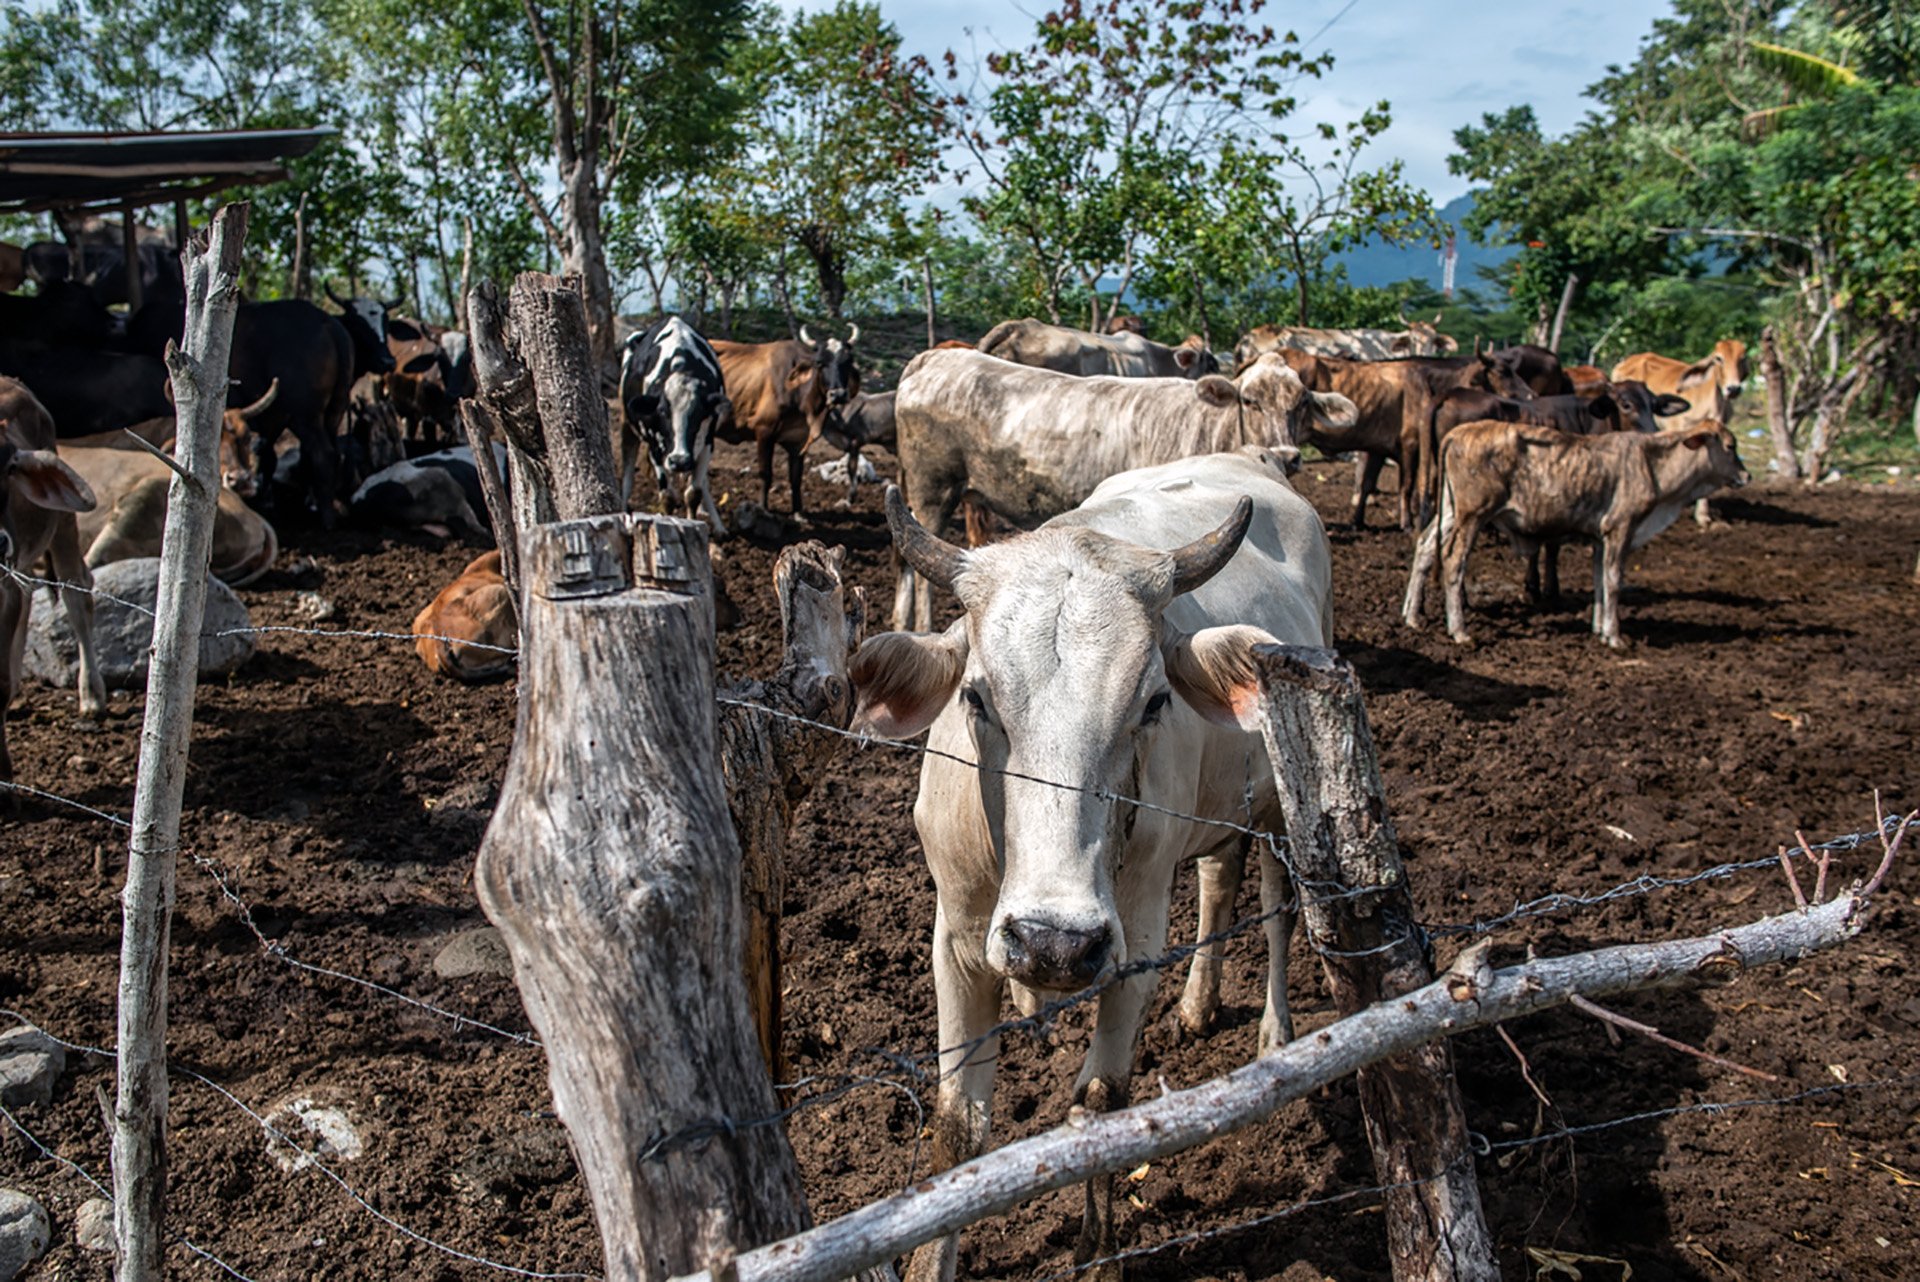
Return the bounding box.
[0,246,1772,1275]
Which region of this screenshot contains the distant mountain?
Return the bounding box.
[1334,192,1516,292]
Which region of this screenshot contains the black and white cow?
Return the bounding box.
[618,315,730,534]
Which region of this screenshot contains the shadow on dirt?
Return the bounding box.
[1342,640,1558,721]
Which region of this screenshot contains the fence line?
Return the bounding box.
[0,1013,600,1282]
[1042,1070,1920,1282]
[12,998,1912,1282]
[0,1097,261,1282]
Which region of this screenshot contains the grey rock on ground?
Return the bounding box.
[433,927,514,979]
[0,1027,65,1108]
[73,1198,114,1254]
[25,558,255,689]
[0,1189,50,1281]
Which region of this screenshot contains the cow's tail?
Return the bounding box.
[977,319,1023,358]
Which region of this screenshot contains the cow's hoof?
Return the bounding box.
[1177,996,1217,1037]
[1257,1012,1294,1056]
[1448,631,1476,649]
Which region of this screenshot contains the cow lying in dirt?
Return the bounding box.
[62,378,276,498]
[413,549,515,682]
[63,446,279,587]
[1,376,104,782]
[1402,420,1749,647]
[854,448,1326,1281]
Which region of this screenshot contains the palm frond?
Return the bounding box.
[1740,103,1799,139]
[1747,40,1864,99]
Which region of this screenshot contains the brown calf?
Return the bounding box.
[414,550,516,682]
[0,376,104,782]
[1283,350,1533,529]
[1402,420,1748,648]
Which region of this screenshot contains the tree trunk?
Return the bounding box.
[1528,298,1552,347]
[510,272,621,519]
[1546,273,1578,355]
[559,158,616,375]
[1762,325,1800,480]
[796,223,845,321]
[1801,339,1886,482]
[114,202,249,1282]
[457,217,474,332]
[289,192,310,301]
[922,257,937,350]
[477,513,811,1281]
[1252,646,1497,1282]
[718,545,864,1082]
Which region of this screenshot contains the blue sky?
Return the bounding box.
[778,0,1676,204]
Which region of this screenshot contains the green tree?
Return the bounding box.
[725,1,945,321]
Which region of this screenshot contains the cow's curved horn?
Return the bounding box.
[1169,496,1254,596]
[799,324,816,346]
[847,322,861,345]
[380,296,402,311]
[885,485,965,592]
[239,378,280,419]
[325,286,349,308]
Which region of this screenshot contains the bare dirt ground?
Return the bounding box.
[3,442,1917,1282]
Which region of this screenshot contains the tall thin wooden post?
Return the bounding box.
[1252,645,1498,1282]
[113,201,249,1282]
[121,204,143,311]
[1762,325,1800,480]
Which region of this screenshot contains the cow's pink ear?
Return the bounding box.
[851,625,968,739]
[9,450,96,513]
[1164,625,1276,732]
[1173,346,1199,369]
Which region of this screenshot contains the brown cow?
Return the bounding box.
[414,550,516,682]
[102,377,279,497]
[0,376,104,782]
[1402,420,1748,648]
[712,325,860,516]
[1610,340,1749,432]
[1282,350,1533,529]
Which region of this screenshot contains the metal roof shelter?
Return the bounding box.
[0,127,334,305]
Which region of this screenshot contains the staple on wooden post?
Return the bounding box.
[113,200,250,1282]
[1251,643,1498,1282]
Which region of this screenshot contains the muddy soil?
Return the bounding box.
[3,445,1916,1282]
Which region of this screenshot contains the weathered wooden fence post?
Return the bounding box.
[718,544,865,1082]
[113,201,249,1281]
[466,270,818,1279]
[1252,644,1499,1282]
[476,512,812,1279]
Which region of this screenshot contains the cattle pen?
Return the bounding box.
[3,294,1917,1279]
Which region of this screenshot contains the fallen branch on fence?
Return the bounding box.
[668,879,1891,1282]
[1567,994,1777,1082]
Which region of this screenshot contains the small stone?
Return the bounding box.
[0,1189,51,1281]
[263,1095,363,1173]
[291,591,336,622]
[0,1027,66,1108]
[433,927,514,979]
[74,1198,113,1254]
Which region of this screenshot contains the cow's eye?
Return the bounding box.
[961,687,987,718]
[1141,691,1172,725]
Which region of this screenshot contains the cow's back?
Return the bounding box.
[895,349,1238,526]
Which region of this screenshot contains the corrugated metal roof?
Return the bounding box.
[0,127,335,212]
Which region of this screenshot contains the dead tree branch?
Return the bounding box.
[666,838,1890,1282]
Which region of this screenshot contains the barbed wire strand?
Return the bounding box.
[1042,1070,1920,1282]
[0,1015,599,1282]
[0,1098,263,1282]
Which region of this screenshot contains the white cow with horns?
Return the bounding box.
[851,448,1331,1281]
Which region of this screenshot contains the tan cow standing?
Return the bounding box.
[1402,420,1749,648]
[1611,339,1749,433]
